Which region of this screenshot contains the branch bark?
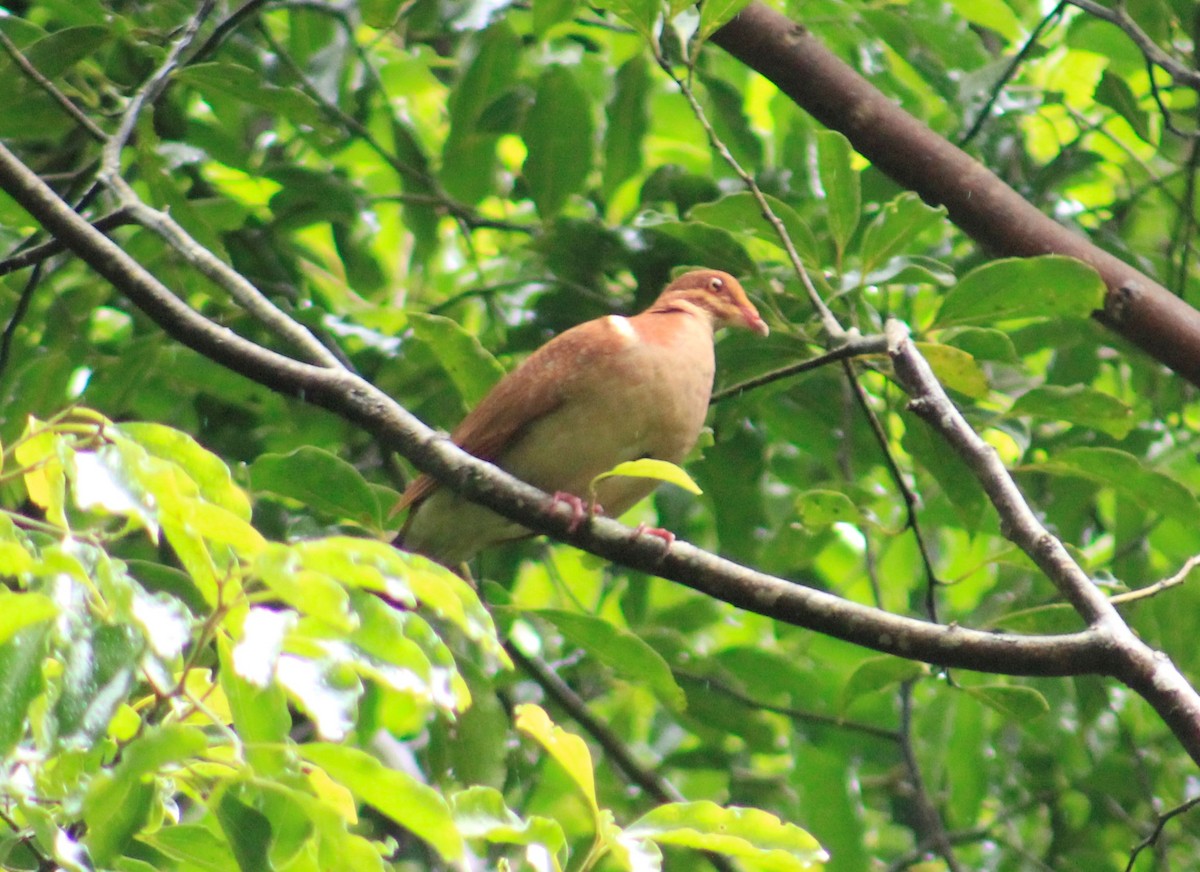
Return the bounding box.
[712,4,1200,385]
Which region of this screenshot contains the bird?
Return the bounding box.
[394,269,769,565]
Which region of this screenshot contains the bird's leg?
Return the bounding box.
[632,523,675,547]
[552,491,604,533]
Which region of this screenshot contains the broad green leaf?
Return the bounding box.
[51,623,143,747]
[251,447,382,529]
[933,256,1106,327]
[530,609,687,711]
[216,790,273,872]
[407,312,506,409]
[915,342,989,398]
[533,0,580,35]
[947,0,1021,41]
[1023,447,1199,524]
[646,221,755,276]
[591,458,702,498]
[514,703,598,814]
[592,0,656,38]
[795,490,861,528]
[15,421,66,527]
[699,72,763,169]
[1095,69,1151,143]
[603,55,650,198]
[441,22,521,203]
[176,63,321,125]
[84,725,208,865]
[144,824,239,872]
[119,422,251,519]
[902,411,987,531]
[939,326,1020,363]
[19,25,110,77]
[689,191,823,266]
[859,193,947,272]
[626,801,826,869]
[219,635,292,777]
[815,130,860,257]
[698,0,753,41]
[0,625,49,757]
[524,65,594,219]
[0,591,56,645]
[300,743,463,861]
[964,684,1050,721]
[841,656,927,712]
[1009,384,1134,438]
[255,543,355,632]
[452,785,567,857]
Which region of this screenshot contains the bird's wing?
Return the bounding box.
[395,316,631,513]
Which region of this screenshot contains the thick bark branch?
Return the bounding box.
[713,4,1200,385]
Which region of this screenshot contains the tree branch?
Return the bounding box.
[0,139,1116,684]
[712,4,1200,385]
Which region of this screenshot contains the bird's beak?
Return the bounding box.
[742,305,770,336]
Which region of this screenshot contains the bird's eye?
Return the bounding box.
[709,277,724,292]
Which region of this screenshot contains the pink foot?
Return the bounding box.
[552,492,604,533]
[633,524,675,547]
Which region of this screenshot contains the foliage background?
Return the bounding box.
[2,0,1200,869]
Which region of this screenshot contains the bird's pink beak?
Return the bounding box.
[742,305,770,336]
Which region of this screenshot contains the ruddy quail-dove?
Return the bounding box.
[395,269,769,564]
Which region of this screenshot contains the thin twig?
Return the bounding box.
[0,27,107,141]
[651,41,843,339]
[1065,0,1200,92]
[959,2,1067,147]
[0,208,134,277]
[1124,794,1200,871]
[897,682,962,871]
[1110,554,1200,605]
[711,333,888,401]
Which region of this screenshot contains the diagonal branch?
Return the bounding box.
[712,4,1200,385]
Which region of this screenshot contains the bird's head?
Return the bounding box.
[653,270,770,336]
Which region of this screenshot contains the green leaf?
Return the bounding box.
[255,543,355,632]
[933,256,1106,328]
[946,0,1021,40]
[533,0,580,35]
[795,490,861,528]
[0,625,48,757]
[964,684,1050,721]
[0,591,56,645]
[1022,447,1199,524]
[407,312,506,409]
[1095,69,1151,143]
[118,422,251,520]
[300,743,464,861]
[592,0,657,38]
[902,411,987,531]
[216,790,274,872]
[144,824,240,872]
[19,25,110,77]
[219,635,292,777]
[442,22,521,203]
[530,609,687,711]
[841,656,927,712]
[626,801,827,868]
[250,447,382,529]
[915,342,989,398]
[645,221,755,276]
[451,786,567,855]
[592,458,702,497]
[84,725,209,864]
[816,130,861,257]
[859,193,947,273]
[1009,384,1134,438]
[698,0,753,41]
[51,623,143,747]
[603,55,651,198]
[524,65,594,219]
[515,703,599,814]
[689,191,823,266]
[699,72,763,169]
[175,63,321,125]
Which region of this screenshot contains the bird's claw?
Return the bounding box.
[633,523,675,547]
[552,491,603,533]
